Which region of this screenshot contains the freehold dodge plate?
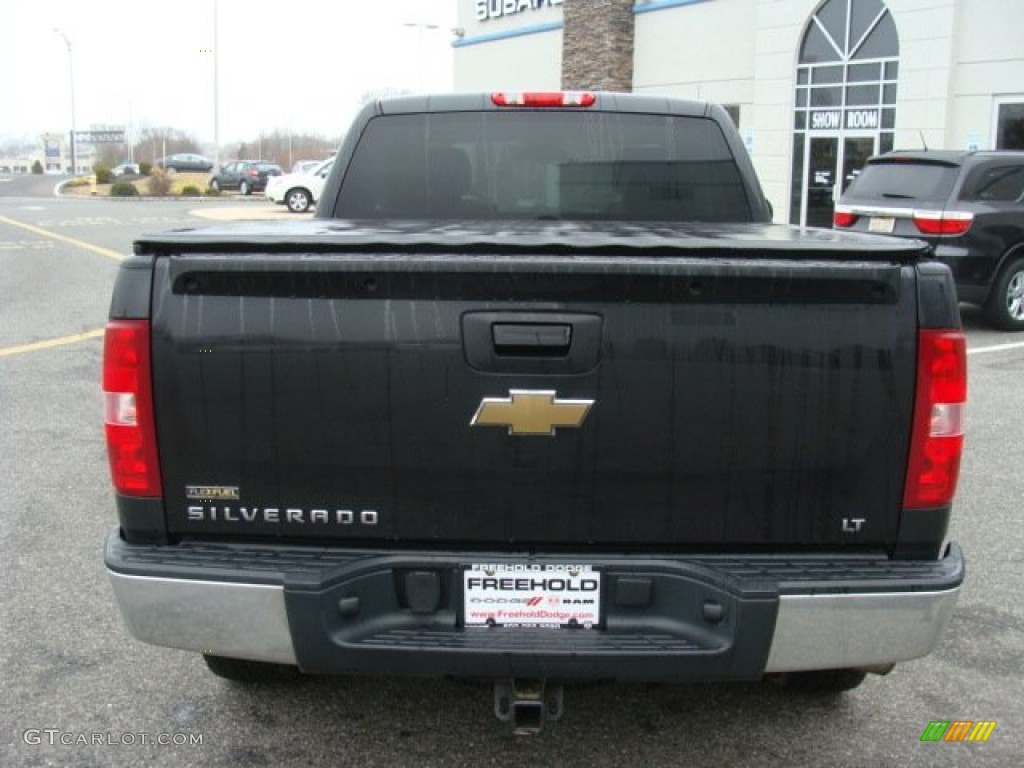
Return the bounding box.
[463,564,601,628]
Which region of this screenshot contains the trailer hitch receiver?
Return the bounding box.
[493,679,564,735]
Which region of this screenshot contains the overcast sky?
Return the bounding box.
[0,0,455,147]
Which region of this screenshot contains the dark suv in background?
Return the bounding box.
[157,153,214,173]
[834,150,1024,330]
[209,160,283,195]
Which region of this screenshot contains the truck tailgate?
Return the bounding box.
[147,222,920,550]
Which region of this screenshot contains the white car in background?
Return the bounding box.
[265,157,334,213]
[110,163,141,177]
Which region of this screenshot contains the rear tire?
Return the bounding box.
[202,654,298,683]
[771,668,869,693]
[984,255,1024,331]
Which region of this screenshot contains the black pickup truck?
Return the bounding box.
[103,92,966,732]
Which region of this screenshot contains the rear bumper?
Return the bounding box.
[105,528,963,680]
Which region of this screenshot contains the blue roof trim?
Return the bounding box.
[633,0,712,15]
[452,21,562,48]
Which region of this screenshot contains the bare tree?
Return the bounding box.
[94,144,124,168]
[226,130,339,169]
[132,127,202,165]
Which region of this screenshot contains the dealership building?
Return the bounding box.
[452,0,1024,225]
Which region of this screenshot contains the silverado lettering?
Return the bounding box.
[186,507,378,525]
[103,91,966,734]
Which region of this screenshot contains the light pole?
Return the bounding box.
[53,28,77,175]
[213,0,220,166]
[127,99,134,164]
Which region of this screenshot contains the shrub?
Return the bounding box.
[146,167,172,197]
[204,186,222,196]
[94,164,114,184]
[180,185,202,197]
[32,160,43,174]
[139,161,152,176]
[63,177,90,188]
[110,181,140,197]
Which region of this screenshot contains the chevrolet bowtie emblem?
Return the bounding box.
[470,390,594,436]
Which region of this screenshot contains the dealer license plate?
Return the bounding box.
[868,216,895,233]
[463,563,601,628]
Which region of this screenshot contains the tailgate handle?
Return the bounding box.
[462,312,602,374]
[492,323,571,356]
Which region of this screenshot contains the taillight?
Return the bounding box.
[103,320,162,497]
[491,91,596,108]
[833,208,858,227]
[903,330,967,509]
[912,210,973,236]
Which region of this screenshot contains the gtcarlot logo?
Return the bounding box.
[23,729,204,746]
[920,720,997,742]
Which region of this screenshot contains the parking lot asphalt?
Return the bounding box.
[1,194,1022,767]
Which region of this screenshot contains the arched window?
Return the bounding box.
[790,0,899,225]
[800,0,898,65]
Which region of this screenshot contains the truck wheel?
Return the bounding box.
[286,189,311,213]
[240,180,251,196]
[984,256,1024,331]
[771,668,869,693]
[202,654,298,682]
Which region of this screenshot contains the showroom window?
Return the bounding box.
[790,0,898,226]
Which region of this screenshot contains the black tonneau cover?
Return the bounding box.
[135,220,929,262]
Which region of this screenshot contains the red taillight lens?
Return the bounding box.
[491,91,596,108]
[913,210,973,236]
[103,320,162,497]
[903,330,967,509]
[833,209,858,227]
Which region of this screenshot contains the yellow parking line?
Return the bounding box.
[0,329,105,358]
[0,214,123,261]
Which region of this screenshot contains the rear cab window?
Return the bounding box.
[335,111,753,222]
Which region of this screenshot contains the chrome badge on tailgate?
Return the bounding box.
[470,390,594,436]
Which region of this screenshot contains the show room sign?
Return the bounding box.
[810,110,880,131]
